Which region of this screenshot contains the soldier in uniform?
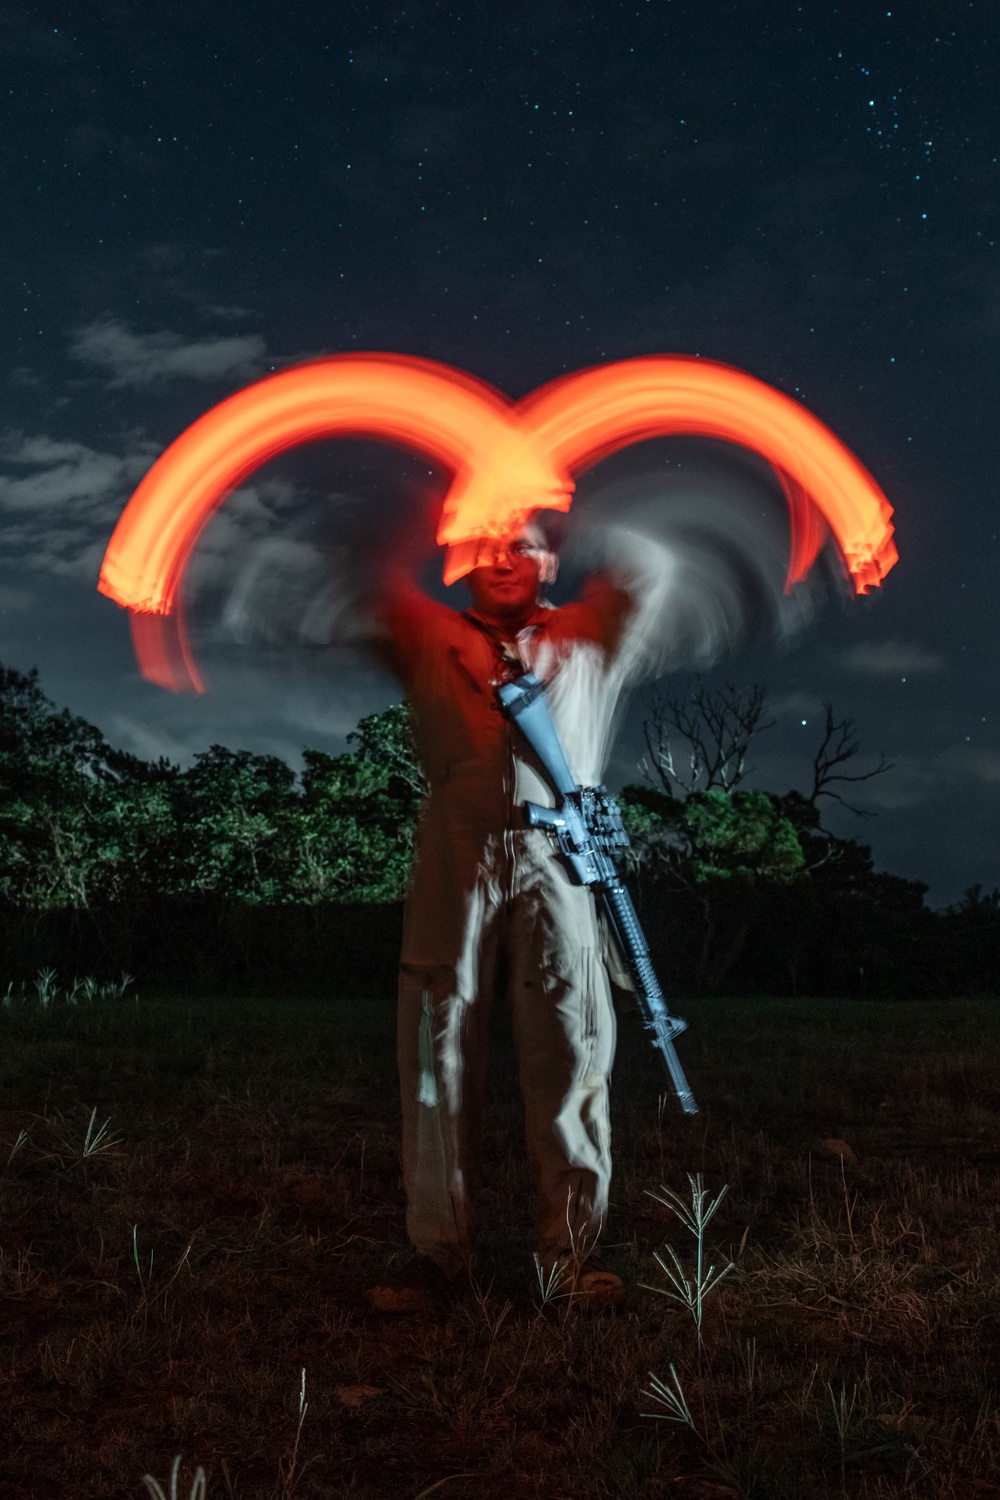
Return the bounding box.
[368,520,665,1312]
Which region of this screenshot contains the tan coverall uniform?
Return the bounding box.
[380,563,662,1277]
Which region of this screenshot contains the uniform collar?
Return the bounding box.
[462,600,553,644]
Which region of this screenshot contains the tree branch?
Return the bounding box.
[641,681,774,795]
[809,704,893,817]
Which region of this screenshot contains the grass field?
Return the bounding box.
[3,977,1000,1499]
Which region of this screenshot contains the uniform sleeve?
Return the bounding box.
[552,530,673,683]
[370,568,452,687]
[571,572,637,657]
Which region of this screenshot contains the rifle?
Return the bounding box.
[496,671,698,1116]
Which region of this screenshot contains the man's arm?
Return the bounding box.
[368,528,454,686]
[551,528,674,680]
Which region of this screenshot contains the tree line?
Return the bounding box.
[1,662,996,998]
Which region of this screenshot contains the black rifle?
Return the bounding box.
[496,671,697,1116]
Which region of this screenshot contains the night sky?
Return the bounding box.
[1,2,996,905]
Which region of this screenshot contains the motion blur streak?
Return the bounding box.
[98,353,569,616]
[128,600,204,695]
[97,353,897,693]
[516,357,897,595]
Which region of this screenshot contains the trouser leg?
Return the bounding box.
[509,860,617,1265]
[397,911,498,1277]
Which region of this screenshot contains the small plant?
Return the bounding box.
[133,1224,154,1300]
[276,1367,312,1498]
[641,1363,704,1441]
[67,975,92,1005]
[41,1106,123,1167]
[466,1274,514,1343]
[143,1455,207,1500]
[530,1184,606,1311]
[93,971,135,1003]
[34,967,58,1009]
[130,1225,198,1314]
[642,1173,735,1349]
[81,1106,121,1158]
[3,1128,29,1171]
[828,1380,859,1494]
[0,1245,41,1298]
[1,971,136,1012]
[532,1252,572,1308]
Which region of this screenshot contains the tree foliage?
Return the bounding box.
[620,680,903,991]
[0,666,419,912]
[0,662,980,999]
[621,783,805,886]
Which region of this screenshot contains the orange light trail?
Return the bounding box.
[98,352,897,692]
[515,357,897,595]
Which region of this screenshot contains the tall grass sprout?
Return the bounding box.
[641,1364,703,1438]
[642,1172,734,1348]
[277,1367,311,1498]
[143,1455,207,1500]
[82,1106,120,1158]
[2,969,136,1011]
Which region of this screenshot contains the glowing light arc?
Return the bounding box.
[97,353,898,693]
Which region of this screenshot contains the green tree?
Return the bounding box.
[629,680,896,993]
[0,668,424,913]
[295,703,422,903]
[621,782,806,992]
[170,746,300,901]
[0,665,158,909]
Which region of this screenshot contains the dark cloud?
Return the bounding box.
[69,319,268,387]
[838,639,945,675]
[0,432,157,581]
[0,584,34,611]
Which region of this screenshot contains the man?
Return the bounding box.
[367,518,666,1312]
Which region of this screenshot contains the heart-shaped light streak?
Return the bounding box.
[97,353,897,692]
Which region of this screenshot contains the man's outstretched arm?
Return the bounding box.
[551,527,674,680]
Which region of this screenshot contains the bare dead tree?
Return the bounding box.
[808,704,893,816]
[641,681,775,796]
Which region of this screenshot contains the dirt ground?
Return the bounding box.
[2,983,1000,1498]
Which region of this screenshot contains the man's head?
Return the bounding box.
[463,521,558,626]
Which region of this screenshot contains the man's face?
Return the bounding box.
[464,531,548,622]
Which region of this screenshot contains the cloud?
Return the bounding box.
[198,304,254,322]
[0,431,159,582]
[70,318,267,387]
[7,367,44,389]
[838,640,945,676]
[0,434,156,509]
[852,744,1000,812]
[104,716,194,767]
[844,755,936,811]
[181,476,311,594]
[767,690,828,723]
[0,584,33,610]
[935,745,1000,786]
[106,663,395,769]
